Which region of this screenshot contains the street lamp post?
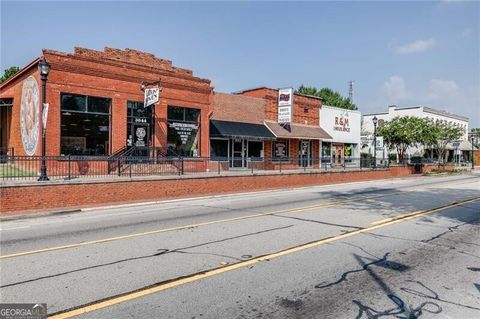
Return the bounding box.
[372,116,378,169]
[38,59,50,181]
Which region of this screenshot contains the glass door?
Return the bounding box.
[299,140,312,167]
[231,139,245,168]
[331,144,344,167]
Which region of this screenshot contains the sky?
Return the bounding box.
[1,0,479,127]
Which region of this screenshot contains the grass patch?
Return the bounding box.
[0,164,37,177]
[423,168,469,176]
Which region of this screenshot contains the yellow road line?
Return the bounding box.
[2,176,478,260]
[0,191,400,260]
[48,196,480,319]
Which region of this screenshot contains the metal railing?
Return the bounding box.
[0,155,393,182]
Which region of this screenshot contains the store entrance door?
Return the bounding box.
[331,144,344,167]
[299,140,312,167]
[131,123,150,156]
[231,139,246,168]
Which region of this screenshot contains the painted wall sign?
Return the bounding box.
[333,115,350,132]
[320,105,361,144]
[278,88,293,124]
[20,76,40,156]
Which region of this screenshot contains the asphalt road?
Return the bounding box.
[1,172,479,319]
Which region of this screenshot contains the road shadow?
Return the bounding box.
[317,186,480,226]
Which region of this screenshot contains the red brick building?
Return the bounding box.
[0,47,213,157]
[210,92,275,168]
[235,87,331,167]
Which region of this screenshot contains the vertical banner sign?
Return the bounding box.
[42,103,49,130]
[278,88,293,124]
[20,76,40,156]
[144,88,159,107]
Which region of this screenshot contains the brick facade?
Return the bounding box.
[212,92,266,124]
[236,87,326,160]
[0,47,214,157]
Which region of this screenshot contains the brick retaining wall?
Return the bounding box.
[1,166,422,215]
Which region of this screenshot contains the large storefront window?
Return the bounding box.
[344,143,354,163]
[210,139,229,160]
[248,141,263,159]
[167,106,200,157]
[321,142,331,162]
[60,93,110,155]
[273,140,289,160]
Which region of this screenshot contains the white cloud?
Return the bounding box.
[427,79,458,99]
[394,38,436,54]
[383,75,410,102]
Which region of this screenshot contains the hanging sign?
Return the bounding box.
[144,88,160,107]
[42,103,49,130]
[278,88,293,124]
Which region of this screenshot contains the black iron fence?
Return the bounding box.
[0,155,392,182]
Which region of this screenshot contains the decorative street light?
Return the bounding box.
[372,116,378,169]
[38,59,50,181]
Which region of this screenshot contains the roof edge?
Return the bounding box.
[0,57,41,90]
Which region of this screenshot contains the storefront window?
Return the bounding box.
[344,143,353,163]
[60,93,110,155]
[210,139,228,160]
[167,106,200,157]
[322,142,331,162]
[273,140,289,160]
[248,141,263,160]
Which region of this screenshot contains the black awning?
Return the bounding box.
[210,120,276,140]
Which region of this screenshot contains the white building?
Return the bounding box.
[320,105,361,167]
[362,105,472,161]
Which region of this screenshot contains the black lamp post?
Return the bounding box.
[38,59,50,181]
[372,116,378,169]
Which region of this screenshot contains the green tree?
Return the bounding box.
[376,116,428,162]
[433,122,463,164]
[296,85,357,110]
[0,66,20,84]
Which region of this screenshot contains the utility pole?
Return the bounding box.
[348,80,354,104]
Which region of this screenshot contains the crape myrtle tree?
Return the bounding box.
[432,122,463,164]
[376,116,429,163]
[378,116,463,164]
[296,85,357,110]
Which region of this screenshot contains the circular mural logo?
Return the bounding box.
[20,76,40,156]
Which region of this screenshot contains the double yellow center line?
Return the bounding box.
[48,196,480,318]
[2,177,478,260]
